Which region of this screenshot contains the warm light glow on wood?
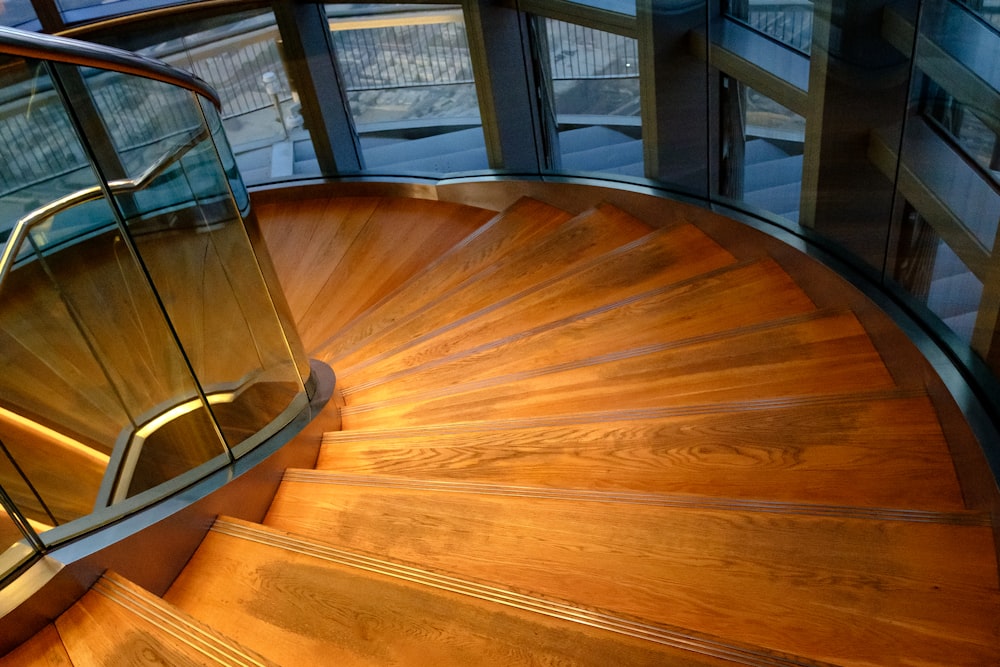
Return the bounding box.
[0,406,109,465]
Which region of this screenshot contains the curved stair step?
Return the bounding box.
[264,474,1000,667]
[341,258,818,402]
[166,517,756,666]
[339,310,899,429]
[257,196,496,349]
[316,197,573,364]
[53,572,275,666]
[318,393,965,510]
[331,203,654,376]
[335,221,738,388]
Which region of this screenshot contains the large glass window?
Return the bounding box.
[720,77,805,221]
[891,203,985,344]
[326,3,488,175]
[725,0,814,53]
[539,18,642,177]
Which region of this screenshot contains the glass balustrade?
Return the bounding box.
[0,28,311,585]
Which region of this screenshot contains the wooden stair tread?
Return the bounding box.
[337,222,740,388]
[318,395,966,510]
[55,571,276,666]
[259,196,496,350]
[0,625,72,666]
[342,258,819,401]
[330,203,655,376]
[264,477,1000,666]
[340,311,898,429]
[317,197,573,364]
[165,517,747,666]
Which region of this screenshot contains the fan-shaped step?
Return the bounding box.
[264,474,999,667]
[164,517,754,666]
[50,572,274,666]
[316,197,573,364]
[318,393,965,510]
[336,222,739,389]
[330,203,654,375]
[341,258,818,403]
[340,310,898,429]
[257,196,497,350]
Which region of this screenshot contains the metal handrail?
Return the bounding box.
[0,25,220,108]
[0,127,209,288]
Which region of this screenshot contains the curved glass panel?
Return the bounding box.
[0,35,311,582]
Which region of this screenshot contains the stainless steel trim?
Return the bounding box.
[0,25,220,107]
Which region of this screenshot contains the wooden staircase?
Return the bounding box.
[3,193,998,665]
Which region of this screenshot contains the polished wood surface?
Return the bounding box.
[54,572,275,666]
[340,258,820,402]
[339,311,898,429]
[0,625,72,667]
[318,395,966,510]
[333,222,739,387]
[316,197,572,365]
[327,203,654,375]
[264,475,998,666]
[7,193,997,664]
[165,517,737,666]
[256,196,495,352]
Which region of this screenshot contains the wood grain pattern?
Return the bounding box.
[55,572,276,667]
[329,204,654,376]
[0,624,72,667]
[334,223,739,388]
[264,479,1000,666]
[257,196,495,351]
[315,197,573,365]
[341,258,819,401]
[319,395,966,510]
[340,311,898,429]
[166,518,773,666]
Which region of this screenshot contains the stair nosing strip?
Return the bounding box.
[278,471,988,526]
[334,214,678,379]
[325,388,928,441]
[339,309,878,415]
[312,201,564,362]
[341,257,778,397]
[93,574,273,667]
[211,518,833,667]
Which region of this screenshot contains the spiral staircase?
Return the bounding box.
[2,189,998,665]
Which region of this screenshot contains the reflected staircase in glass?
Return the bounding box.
[4,192,996,666]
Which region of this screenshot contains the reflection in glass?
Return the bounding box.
[726,0,814,53]
[0,490,36,579]
[327,3,488,175]
[540,18,642,177]
[921,78,999,182]
[720,77,805,221]
[0,0,39,29]
[92,10,306,185]
[891,203,984,343]
[566,0,636,16]
[68,70,306,454]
